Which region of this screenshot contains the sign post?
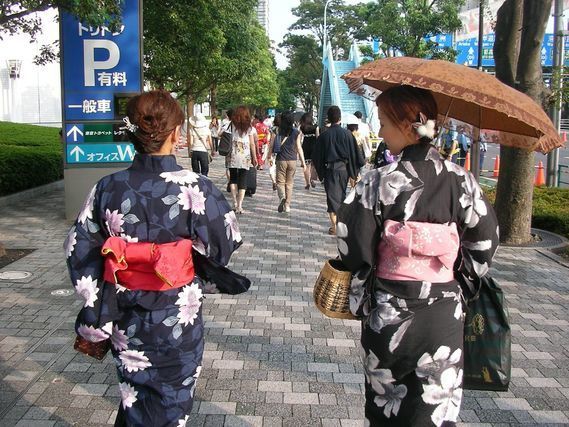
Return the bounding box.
[60,0,142,219]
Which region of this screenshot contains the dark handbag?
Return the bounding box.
[218,125,232,156]
[74,335,111,360]
[461,274,511,391]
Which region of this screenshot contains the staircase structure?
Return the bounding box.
[318,42,376,130]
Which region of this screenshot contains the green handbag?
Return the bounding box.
[462,274,511,391]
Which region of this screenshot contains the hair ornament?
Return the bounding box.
[120,116,138,133]
[412,112,436,140]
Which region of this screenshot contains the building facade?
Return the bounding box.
[256,0,270,35]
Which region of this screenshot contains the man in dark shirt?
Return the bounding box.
[312,106,359,235]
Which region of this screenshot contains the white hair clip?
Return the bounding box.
[412,112,436,140]
[120,116,138,133]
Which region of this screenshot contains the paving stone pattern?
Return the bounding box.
[1,152,568,426]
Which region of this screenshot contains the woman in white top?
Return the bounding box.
[209,115,220,153]
[227,105,257,214]
[188,113,214,176]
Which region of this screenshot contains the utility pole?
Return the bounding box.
[470,0,484,181]
[547,0,564,187]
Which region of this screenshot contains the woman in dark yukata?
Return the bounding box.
[336,86,499,426]
[64,90,249,427]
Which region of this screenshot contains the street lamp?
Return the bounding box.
[323,0,332,59]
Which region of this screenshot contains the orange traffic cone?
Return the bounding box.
[464,152,471,171]
[535,161,545,186]
[493,155,500,177]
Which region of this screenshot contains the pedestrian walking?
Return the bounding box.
[479,133,488,173]
[267,111,306,213]
[299,112,319,189]
[335,85,499,426]
[457,125,470,167]
[209,115,220,152]
[354,110,372,160]
[372,139,396,169]
[64,90,249,427]
[265,113,281,192]
[312,105,359,235]
[254,115,270,169]
[227,105,258,214]
[441,123,459,163]
[188,112,214,176]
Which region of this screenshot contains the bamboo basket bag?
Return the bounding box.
[313,259,358,320]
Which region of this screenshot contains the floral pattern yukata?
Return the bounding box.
[336,144,499,427]
[64,154,243,427]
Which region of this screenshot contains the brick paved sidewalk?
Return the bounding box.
[1,152,568,426]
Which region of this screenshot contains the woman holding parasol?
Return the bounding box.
[336,84,499,426]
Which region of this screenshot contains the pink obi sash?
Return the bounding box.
[376,220,459,283]
[101,237,194,291]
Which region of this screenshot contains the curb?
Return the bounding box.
[0,180,64,210]
[499,227,568,251]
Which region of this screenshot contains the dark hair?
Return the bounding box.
[210,116,218,124]
[279,111,294,136]
[273,113,281,128]
[226,109,233,120]
[327,105,341,124]
[376,85,438,143]
[231,105,251,135]
[354,111,363,119]
[300,112,313,128]
[126,90,184,154]
[347,123,359,132]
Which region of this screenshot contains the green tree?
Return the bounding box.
[1,1,123,64]
[357,0,464,60]
[0,0,122,39]
[217,25,279,111]
[289,0,360,60]
[143,0,261,117]
[493,0,552,244]
[279,34,322,112]
[276,70,297,111]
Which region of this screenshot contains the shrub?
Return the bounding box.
[484,187,569,239]
[0,122,63,196]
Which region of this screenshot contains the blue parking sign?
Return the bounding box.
[60,0,142,122]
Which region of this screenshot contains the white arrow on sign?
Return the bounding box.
[66,125,84,142]
[70,146,85,162]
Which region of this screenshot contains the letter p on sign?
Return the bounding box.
[83,40,120,86]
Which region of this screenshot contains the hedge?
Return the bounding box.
[484,187,569,239]
[0,122,63,196]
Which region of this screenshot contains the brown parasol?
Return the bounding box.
[342,56,564,153]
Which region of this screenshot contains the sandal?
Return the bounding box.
[328,227,336,235]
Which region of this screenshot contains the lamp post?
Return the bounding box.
[323,0,332,59]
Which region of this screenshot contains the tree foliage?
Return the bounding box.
[289,0,360,60]
[278,34,322,112]
[217,25,279,110]
[357,0,464,60]
[0,0,122,40]
[144,0,277,111]
[1,0,123,64]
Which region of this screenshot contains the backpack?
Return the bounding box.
[218,124,233,156]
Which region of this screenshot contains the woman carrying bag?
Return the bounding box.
[267,111,306,213]
[188,113,214,176]
[335,86,499,426]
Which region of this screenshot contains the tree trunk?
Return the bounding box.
[0,242,6,258]
[493,0,522,87]
[210,83,218,117]
[493,0,551,245]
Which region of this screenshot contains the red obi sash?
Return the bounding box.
[101,237,194,291]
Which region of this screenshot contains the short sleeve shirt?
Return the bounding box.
[227,127,253,170]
